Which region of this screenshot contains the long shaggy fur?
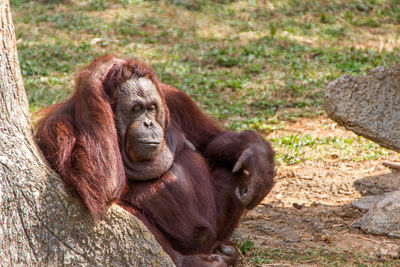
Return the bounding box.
[36,55,275,266]
[36,55,168,216]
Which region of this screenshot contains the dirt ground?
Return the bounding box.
[236,116,400,265]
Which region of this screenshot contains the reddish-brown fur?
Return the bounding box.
[36,55,275,266]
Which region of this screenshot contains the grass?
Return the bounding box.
[244,247,400,266]
[272,135,390,165]
[11,0,400,265]
[11,0,400,117]
[236,238,400,266]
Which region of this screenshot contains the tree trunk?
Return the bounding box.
[0,1,174,266]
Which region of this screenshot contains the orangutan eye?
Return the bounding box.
[148,104,156,113]
[132,104,143,114]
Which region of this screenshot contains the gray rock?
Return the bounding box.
[353,190,400,238]
[351,194,388,211]
[324,64,400,152]
[325,64,400,239]
[354,171,400,196]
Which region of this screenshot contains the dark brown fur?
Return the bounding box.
[36,55,275,266]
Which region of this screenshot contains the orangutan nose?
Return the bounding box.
[144,119,153,127]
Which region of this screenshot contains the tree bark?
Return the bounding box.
[0,1,174,266]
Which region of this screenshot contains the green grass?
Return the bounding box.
[236,239,255,255]
[272,135,390,165]
[11,0,400,116]
[244,247,400,266]
[11,0,400,168]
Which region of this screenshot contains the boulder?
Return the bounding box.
[325,64,400,239]
[324,65,400,152]
[354,171,400,196]
[353,190,400,238]
[351,194,388,211]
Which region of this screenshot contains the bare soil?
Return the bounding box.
[236,116,400,265]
